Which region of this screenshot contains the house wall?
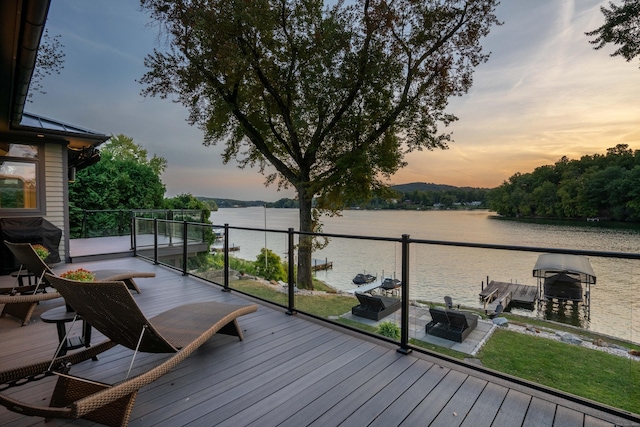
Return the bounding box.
[44,143,66,260]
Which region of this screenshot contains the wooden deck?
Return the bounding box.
[1,257,638,426]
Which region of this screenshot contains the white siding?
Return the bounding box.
[44,143,66,256]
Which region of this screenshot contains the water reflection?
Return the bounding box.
[543,300,586,328]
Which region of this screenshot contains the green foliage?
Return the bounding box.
[272,198,299,208]
[360,184,488,210]
[587,0,640,67]
[254,248,287,282]
[488,144,640,221]
[229,256,257,276]
[377,321,401,340]
[102,134,167,175]
[139,0,501,289]
[68,135,167,237]
[165,193,211,221]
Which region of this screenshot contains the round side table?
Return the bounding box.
[40,306,95,360]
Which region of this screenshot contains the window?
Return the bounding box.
[0,143,41,211]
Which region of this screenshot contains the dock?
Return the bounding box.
[479,280,537,313]
[311,258,333,271]
[345,281,381,294]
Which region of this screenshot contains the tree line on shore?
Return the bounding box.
[488,144,640,221]
[206,184,489,211]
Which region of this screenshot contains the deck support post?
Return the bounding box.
[398,234,412,355]
[286,228,296,315]
[222,224,230,292]
[131,216,137,257]
[153,219,158,264]
[182,221,188,276]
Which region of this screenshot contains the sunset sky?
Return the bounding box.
[29,0,640,201]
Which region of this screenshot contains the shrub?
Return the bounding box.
[377,321,401,340]
[254,248,287,282]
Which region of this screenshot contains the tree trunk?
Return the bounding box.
[296,188,314,289]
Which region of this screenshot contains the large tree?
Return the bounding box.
[139,0,500,288]
[69,135,167,237]
[587,0,640,67]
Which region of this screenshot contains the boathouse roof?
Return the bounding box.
[532,253,596,285]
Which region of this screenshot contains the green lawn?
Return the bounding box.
[478,329,640,414]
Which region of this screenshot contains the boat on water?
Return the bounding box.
[380,277,401,290]
[532,253,596,319]
[352,273,376,285]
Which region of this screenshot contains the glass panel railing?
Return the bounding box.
[300,234,403,342]
[130,215,640,414]
[223,227,291,306]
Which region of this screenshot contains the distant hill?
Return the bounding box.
[197,197,266,208]
[198,182,489,208]
[390,182,488,193]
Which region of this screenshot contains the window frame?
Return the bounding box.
[0,141,45,216]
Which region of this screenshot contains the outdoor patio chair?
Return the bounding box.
[3,240,155,293]
[0,274,258,426]
[444,295,453,309]
[351,292,401,321]
[425,307,478,343]
[0,289,62,326]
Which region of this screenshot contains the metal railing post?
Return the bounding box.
[398,234,412,355]
[153,219,159,264]
[82,210,87,238]
[223,224,230,292]
[131,216,137,256]
[286,228,296,315]
[182,221,188,276]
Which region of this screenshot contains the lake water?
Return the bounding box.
[211,208,640,343]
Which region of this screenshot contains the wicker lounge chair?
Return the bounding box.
[0,289,62,326]
[425,307,478,343]
[4,240,155,292]
[351,292,401,321]
[0,274,258,426]
[0,241,155,326]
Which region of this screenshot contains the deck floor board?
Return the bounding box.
[0,256,637,426]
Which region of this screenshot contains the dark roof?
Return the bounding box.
[0,0,108,148]
[19,112,105,137]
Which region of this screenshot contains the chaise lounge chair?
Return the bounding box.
[0,289,63,326]
[351,292,401,321]
[0,274,258,426]
[425,307,478,343]
[4,241,155,293]
[0,241,156,326]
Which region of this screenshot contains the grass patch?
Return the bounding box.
[478,329,640,413]
[231,280,355,318]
